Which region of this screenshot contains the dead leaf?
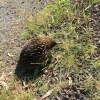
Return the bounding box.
[68,77,73,86]
[8,72,13,76]
[0,81,8,90]
[7,53,15,57]
[41,89,54,99]
[0,72,6,81]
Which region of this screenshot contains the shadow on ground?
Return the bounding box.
[14,64,45,83]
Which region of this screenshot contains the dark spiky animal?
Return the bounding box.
[15,35,57,77]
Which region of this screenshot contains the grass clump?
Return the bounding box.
[21,0,100,95]
[22,0,99,98]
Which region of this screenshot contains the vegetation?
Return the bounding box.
[0,0,100,99]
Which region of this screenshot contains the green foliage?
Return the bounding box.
[20,31,31,40]
[15,92,34,100]
[25,0,74,35]
[91,59,100,68]
[0,89,34,100]
[39,83,48,92]
[23,1,99,98]
[23,0,100,70]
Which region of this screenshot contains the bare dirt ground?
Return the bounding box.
[0,0,52,76]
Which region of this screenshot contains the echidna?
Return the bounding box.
[15,35,57,77]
